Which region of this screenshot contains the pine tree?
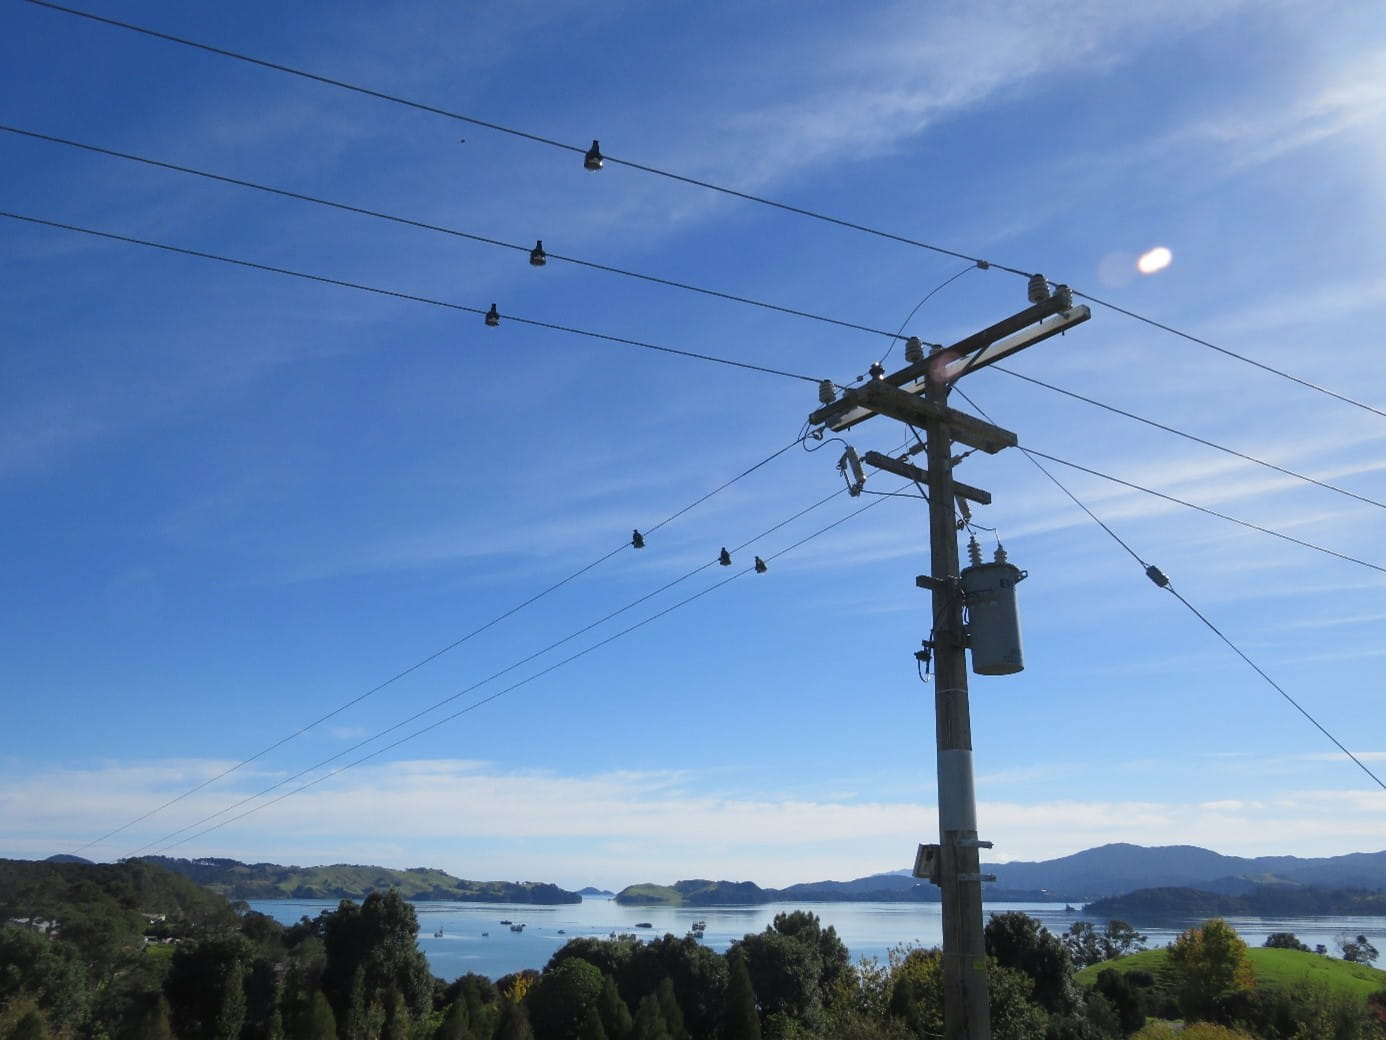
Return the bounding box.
[577,1005,610,1040]
[631,994,673,1040]
[494,1000,535,1040]
[597,974,633,1040]
[724,951,761,1040]
[654,978,688,1040]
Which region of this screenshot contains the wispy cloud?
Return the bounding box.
[4,755,1378,888]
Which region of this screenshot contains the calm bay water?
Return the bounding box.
[247,896,1386,983]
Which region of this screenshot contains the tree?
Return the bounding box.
[494,1000,535,1040]
[1166,918,1255,1022]
[1093,968,1145,1035]
[1062,919,1148,969]
[163,933,252,1040]
[577,1005,610,1040]
[985,962,1048,1040]
[616,934,724,1039]
[1264,932,1311,952]
[723,950,761,1040]
[0,923,90,1033]
[732,930,822,1025]
[1337,934,1380,965]
[630,993,674,1040]
[887,948,943,1039]
[984,910,1076,1014]
[319,891,433,1032]
[768,911,850,995]
[290,992,338,1040]
[526,958,607,1040]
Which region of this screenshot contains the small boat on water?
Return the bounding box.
[434,929,444,938]
[499,919,512,925]
[509,923,526,932]
[635,922,653,929]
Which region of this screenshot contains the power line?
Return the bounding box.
[1,211,823,384]
[955,387,1385,792]
[20,1,1030,277]
[0,124,903,343]
[1070,289,1386,422]
[27,1,1386,421]
[25,1,1386,421]
[1022,447,1386,576]
[135,486,887,857]
[13,126,1363,518]
[80,436,805,853]
[992,366,1386,512]
[1162,584,1386,792]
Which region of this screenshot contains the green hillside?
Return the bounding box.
[614,879,770,906]
[1078,946,1386,1002]
[141,856,581,903]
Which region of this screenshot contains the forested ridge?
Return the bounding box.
[139,857,581,904]
[4,857,1386,1038]
[1086,885,1386,918]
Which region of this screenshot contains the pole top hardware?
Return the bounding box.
[807,294,1089,434]
[864,451,991,505]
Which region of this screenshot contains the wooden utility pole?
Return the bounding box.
[923,370,992,1039]
[808,282,1089,1040]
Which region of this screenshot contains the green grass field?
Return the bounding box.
[1077,946,1386,1002]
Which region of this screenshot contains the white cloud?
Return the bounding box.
[4,755,1379,889]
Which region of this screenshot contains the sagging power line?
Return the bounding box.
[25,0,1386,420]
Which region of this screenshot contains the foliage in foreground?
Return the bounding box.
[3,858,1386,1039]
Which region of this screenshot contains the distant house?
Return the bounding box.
[8,917,59,937]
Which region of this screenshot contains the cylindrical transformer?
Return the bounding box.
[960,559,1027,675]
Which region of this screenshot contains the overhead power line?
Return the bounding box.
[133,486,890,857]
[0,124,902,343]
[21,1,1028,276]
[26,0,1386,420]
[993,366,1386,512]
[79,436,805,853]
[1071,289,1386,421]
[1162,584,1386,793]
[1,211,822,384]
[954,387,1385,791]
[1023,447,1386,576]
[12,130,1378,518]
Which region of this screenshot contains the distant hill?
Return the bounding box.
[615,874,940,906]
[614,845,1386,907]
[578,887,614,897]
[1086,884,1386,918]
[140,856,581,903]
[981,844,1386,902]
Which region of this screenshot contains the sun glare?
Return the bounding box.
[1137,246,1173,275]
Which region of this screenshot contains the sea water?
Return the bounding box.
[246,896,1386,982]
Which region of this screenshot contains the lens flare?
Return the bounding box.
[1137,246,1173,275]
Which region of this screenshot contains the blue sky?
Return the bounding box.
[2,0,1384,891]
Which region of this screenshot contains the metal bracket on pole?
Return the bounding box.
[958,873,998,883]
[953,838,993,849]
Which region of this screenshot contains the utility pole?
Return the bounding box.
[808,280,1089,1040]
